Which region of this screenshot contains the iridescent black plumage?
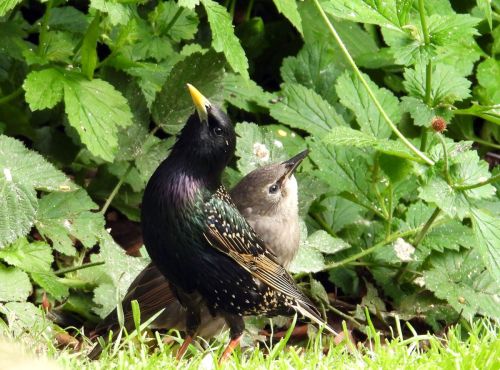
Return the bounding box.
[88,153,307,360]
[141,85,335,361]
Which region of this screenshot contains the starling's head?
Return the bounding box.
[230,149,309,217]
[171,84,236,177]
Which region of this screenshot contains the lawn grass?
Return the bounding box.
[3,319,498,370]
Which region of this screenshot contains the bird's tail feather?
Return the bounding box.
[294,301,338,336]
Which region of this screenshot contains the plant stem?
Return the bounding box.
[417,0,432,152]
[327,303,363,328]
[468,137,500,150]
[320,216,447,273]
[244,0,255,21]
[321,232,405,271]
[436,133,452,185]
[100,163,134,214]
[0,87,23,105]
[312,0,435,166]
[164,7,184,35]
[38,0,53,57]
[310,212,336,238]
[413,207,441,248]
[417,0,432,103]
[385,185,393,239]
[54,261,105,276]
[454,173,500,191]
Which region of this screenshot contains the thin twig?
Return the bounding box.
[54,261,105,276]
[454,172,500,191]
[100,163,134,214]
[0,87,23,105]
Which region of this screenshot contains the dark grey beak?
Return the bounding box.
[282,149,309,177]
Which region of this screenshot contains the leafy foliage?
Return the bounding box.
[0,0,499,343]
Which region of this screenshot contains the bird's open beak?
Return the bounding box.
[279,149,309,183]
[187,83,211,122]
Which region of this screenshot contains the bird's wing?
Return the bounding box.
[202,186,310,306]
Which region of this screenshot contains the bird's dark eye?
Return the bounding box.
[268,184,279,194]
[213,126,223,136]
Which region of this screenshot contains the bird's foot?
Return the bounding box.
[218,335,243,365]
[176,335,193,360]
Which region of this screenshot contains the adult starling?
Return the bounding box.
[141,84,335,362]
[88,151,307,359]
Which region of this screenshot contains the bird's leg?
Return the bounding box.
[175,289,202,361]
[219,314,245,364]
[176,307,201,360]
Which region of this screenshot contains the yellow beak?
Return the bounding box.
[187,83,211,122]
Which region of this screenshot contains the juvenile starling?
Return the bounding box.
[88,151,307,359]
[141,84,335,362]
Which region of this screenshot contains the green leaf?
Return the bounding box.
[419,144,495,220]
[272,0,303,34]
[48,6,89,35]
[201,0,249,79]
[0,0,22,16]
[24,68,134,161]
[323,127,420,162]
[381,14,480,68]
[62,71,134,161]
[310,278,329,304]
[0,178,37,248]
[149,1,199,42]
[178,0,200,9]
[403,201,434,229]
[0,135,76,247]
[35,190,103,255]
[0,265,31,302]
[318,196,365,233]
[379,153,413,184]
[81,14,101,80]
[0,302,46,336]
[358,281,387,316]
[124,59,181,108]
[31,272,69,300]
[281,41,342,105]
[90,0,131,26]
[477,0,493,30]
[235,122,306,174]
[119,18,174,62]
[29,31,76,65]
[418,178,469,220]
[23,69,64,110]
[290,246,326,274]
[152,51,225,134]
[450,151,496,196]
[307,230,350,255]
[401,96,453,127]
[421,221,476,253]
[404,63,471,106]
[0,135,75,192]
[336,71,400,138]
[290,222,324,274]
[0,239,53,272]
[135,136,175,185]
[309,139,378,213]
[470,208,500,283]
[79,232,148,317]
[221,73,273,111]
[424,249,500,320]
[475,58,500,105]
[270,83,346,136]
[322,0,412,28]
